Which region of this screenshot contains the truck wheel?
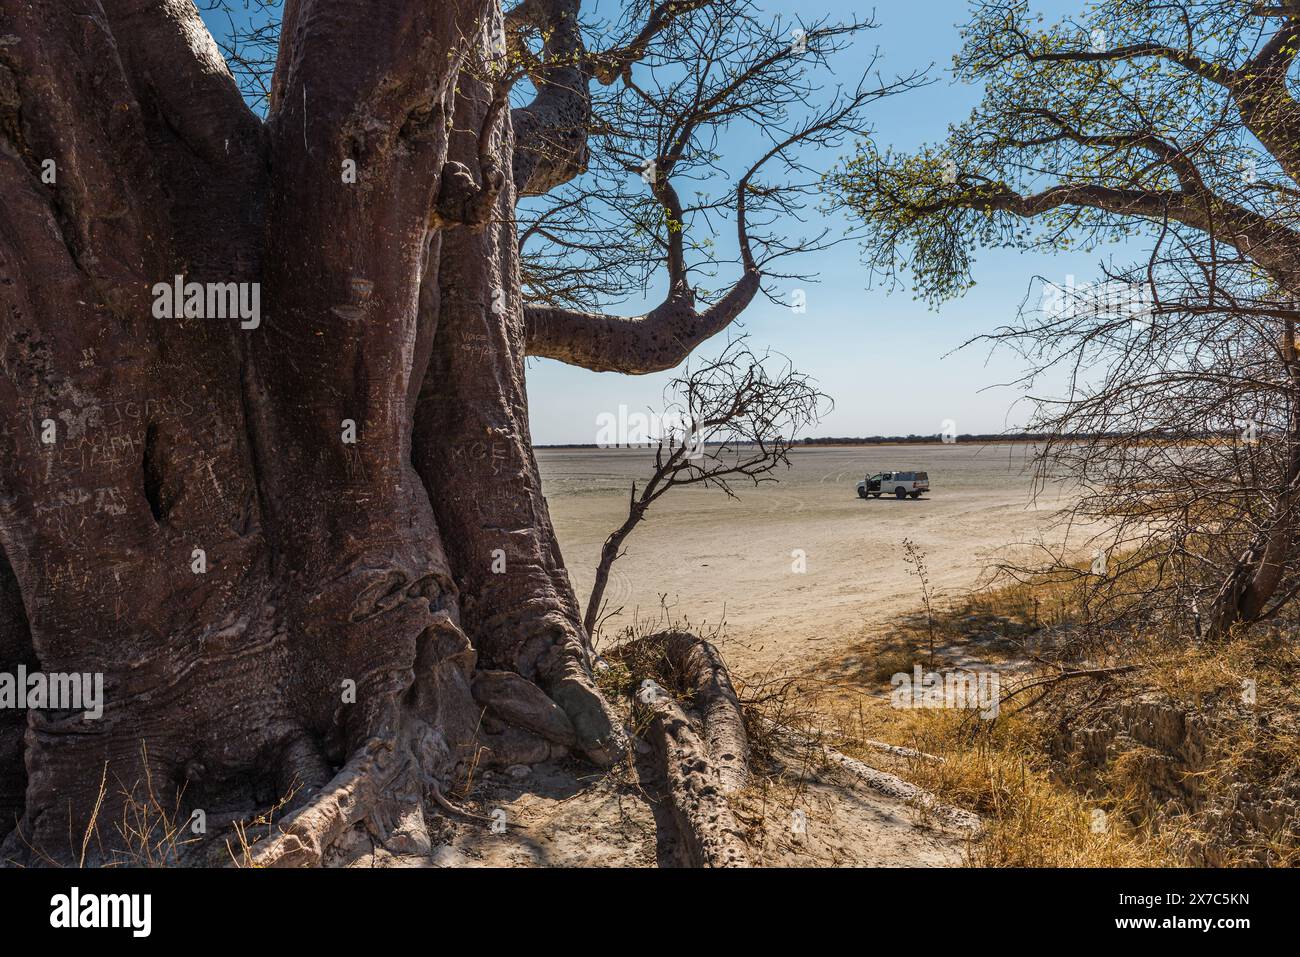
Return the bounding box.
[858,488,867,499]
[895,487,906,499]
[909,491,921,499]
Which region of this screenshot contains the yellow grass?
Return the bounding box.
[808,572,1300,867]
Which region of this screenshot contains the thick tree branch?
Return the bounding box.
[507,0,719,196]
[524,166,760,373]
[1234,16,1300,182]
[508,0,591,196]
[523,271,759,373]
[524,68,910,372]
[104,0,263,165]
[102,0,266,277]
[918,179,1300,289]
[1023,40,1231,87]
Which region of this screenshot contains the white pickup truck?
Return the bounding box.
[857,470,930,499]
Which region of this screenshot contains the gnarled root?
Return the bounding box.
[623,631,751,867]
[635,685,750,867]
[815,746,981,834]
[248,737,405,868]
[664,632,749,793]
[621,630,749,791]
[244,612,574,867]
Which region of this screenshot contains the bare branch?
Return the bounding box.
[583,337,828,633]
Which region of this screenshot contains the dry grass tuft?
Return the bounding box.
[11,742,306,868]
[807,571,1300,867]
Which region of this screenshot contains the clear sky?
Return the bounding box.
[201,0,1118,443]
[525,0,1105,444]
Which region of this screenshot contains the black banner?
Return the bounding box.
[0,867,1284,943]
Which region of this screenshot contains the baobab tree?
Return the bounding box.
[831,0,1300,639]
[0,0,907,865]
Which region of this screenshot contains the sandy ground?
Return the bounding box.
[336,753,974,868]
[542,443,1077,680]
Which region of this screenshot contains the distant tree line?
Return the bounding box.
[542,428,1272,449]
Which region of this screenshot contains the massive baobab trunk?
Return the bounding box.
[0,0,627,866]
[0,0,834,864]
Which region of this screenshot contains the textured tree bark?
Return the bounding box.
[411,30,625,766]
[624,631,749,794]
[0,0,626,865]
[627,632,751,868]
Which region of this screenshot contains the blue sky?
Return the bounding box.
[525,1,1101,443]
[202,0,1114,443]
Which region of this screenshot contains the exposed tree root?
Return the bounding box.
[249,738,408,868]
[620,631,750,790]
[760,720,980,832]
[246,729,529,866]
[245,618,559,866]
[816,747,982,834]
[635,684,750,867]
[768,720,945,763]
[857,740,944,762]
[240,624,979,867]
[428,780,504,828]
[664,632,750,794]
[618,631,752,866]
